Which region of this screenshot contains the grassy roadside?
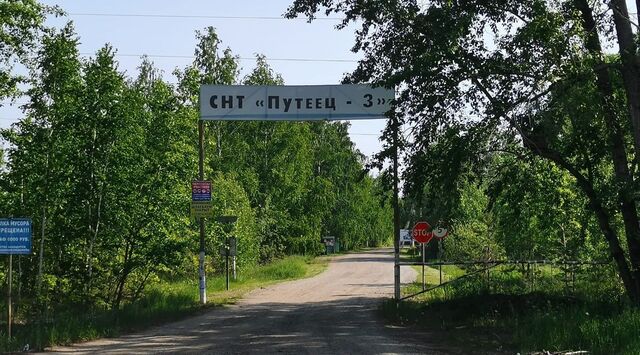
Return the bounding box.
[1,255,329,352]
[383,257,640,354]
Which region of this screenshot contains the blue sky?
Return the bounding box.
[0,0,386,158]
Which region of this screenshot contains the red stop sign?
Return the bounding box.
[412,221,433,244]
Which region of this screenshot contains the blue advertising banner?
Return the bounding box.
[192,181,212,202]
[0,218,32,254]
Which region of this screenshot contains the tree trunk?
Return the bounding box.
[131,268,153,303]
[609,0,640,160]
[86,192,102,292]
[112,241,133,310]
[574,0,640,303]
[524,141,640,303]
[36,206,46,294]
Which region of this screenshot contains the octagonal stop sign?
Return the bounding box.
[412,221,433,244]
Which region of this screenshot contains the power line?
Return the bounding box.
[78,52,359,63]
[350,133,380,136]
[0,116,380,132]
[67,12,343,21]
[0,116,382,136]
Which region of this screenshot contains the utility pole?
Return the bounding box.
[198,120,207,304]
[393,114,401,302]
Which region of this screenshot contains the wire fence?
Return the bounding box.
[399,259,614,301]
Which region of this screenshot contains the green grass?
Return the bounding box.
[514,299,640,354]
[0,255,328,352]
[411,264,465,284]
[384,262,640,354]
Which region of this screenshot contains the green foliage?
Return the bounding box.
[516,305,640,354]
[0,255,324,352]
[387,263,632,354]
[384,292,640,354]
[207,173,259,271]
[287,0,640,302]
[250,255,308,281]
[0,12,391,348]
[0,0,57,99]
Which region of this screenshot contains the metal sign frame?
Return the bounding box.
[196,84,401,304]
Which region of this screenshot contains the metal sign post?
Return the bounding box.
[433,227,448,285]
[232,255,237,280]
[393,115,401,302]
[412,221,433,292]
[229,237,237,280]
[226,241,230,291]
[197,83,394,297]
[7,254,11,339]
[422,243,426,291]
[216,216,237,291]
[439,240,443,284]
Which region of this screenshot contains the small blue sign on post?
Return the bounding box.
[0,218,32,254]
[192,181,212,201]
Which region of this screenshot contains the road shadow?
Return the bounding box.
[49,297,470,355]
[47,249,499,354]
[332,256,397,263]
[331,248,397,264]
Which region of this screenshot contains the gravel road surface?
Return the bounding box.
[48,248,460,354]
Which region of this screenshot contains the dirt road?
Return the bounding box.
[49,248,457,354]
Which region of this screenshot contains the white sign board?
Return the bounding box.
[400,229,413,247]
[433,227,448,239]
[199,84,394,121]
[400,229,412,242]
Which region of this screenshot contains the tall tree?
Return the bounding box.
[0,0,56,100]
[287,0,640,303]
[3,22,84,300]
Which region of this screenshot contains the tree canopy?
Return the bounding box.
[287,0,640,304]
[0,23,393,313]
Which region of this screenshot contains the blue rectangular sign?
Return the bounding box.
[192,181,212,202]
[0,218,32,254]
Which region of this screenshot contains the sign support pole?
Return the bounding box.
[7,254,11,339]
[198,120,207,305]
[439,240,443,285]
[422,243,425,291]
[232,255,237,281]
[393,115,401,302]
[226,243,230,291]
